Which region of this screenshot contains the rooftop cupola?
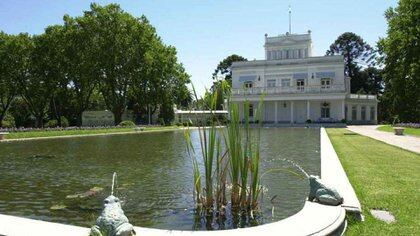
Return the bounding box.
[264,30,313,60]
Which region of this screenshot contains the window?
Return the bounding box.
[294,49,299,59]
[249,104,254,117]
[267,51,272,60]
[352,106,357,120]
[321,78,331,89]
[321,102,330,118]
[286,50,290,59]
[297,79,305,91]
[244,82,253,88]
[370,107,375,121]
[281,78,291,87]
[361,106,366,121]
[345,106,348,120]
[267,79,276,87]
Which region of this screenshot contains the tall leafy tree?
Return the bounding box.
[21,33,59,128]
[0,32,19,127]
[326,32,376,93]
[209,54,247,110]
[379,0,420,122]
[37,25,70,126]
[1,34,36,126]
[0,3,191,127]
[129,18,191,123]
[82,4,160,124]
[212,54,247,85]
[62,13,101,126]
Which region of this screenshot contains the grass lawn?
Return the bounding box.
[377,125,420,137]
[4,126,180,140]
[326,128,420,235]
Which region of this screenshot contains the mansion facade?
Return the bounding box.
[231,31,378,124]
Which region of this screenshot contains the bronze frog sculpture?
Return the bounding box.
[308,175,343,206]
[90,195,136,236]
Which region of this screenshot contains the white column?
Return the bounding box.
[374,104,378,122]
[367,106,371,121]
[341,100,345,120]
[306,100,310,120]
[275,101,278,123]
[290,101,294,124]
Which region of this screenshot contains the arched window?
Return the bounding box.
[370,107,375,121]
[249,104,254,117]
[321,102,330,118]
[352,106,357,120]
[361,106,366,121]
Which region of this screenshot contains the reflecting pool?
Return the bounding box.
[0,127,320,230]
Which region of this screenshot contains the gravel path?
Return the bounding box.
[347,125,420,154]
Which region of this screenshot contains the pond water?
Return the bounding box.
[0,128,320,230]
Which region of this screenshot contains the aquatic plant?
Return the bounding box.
[184,85,264,219]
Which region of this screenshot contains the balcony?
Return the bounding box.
[232,85,346,96]
[347,94,377,100]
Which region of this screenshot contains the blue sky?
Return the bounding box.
[0,0,398,95]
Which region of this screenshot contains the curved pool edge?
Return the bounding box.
[0,201,346,236]
[0,127,361,235]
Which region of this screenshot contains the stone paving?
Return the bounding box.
[347,125,420,154]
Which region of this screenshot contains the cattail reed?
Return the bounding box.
[184,84,264,220]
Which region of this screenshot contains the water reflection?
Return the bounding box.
[0,128,319,230]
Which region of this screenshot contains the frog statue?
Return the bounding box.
[90,195,136,236]
[308,175,344,206]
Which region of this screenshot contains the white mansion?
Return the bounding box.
[231,31,378,124]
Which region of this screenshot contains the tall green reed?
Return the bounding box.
[184,84,264,215]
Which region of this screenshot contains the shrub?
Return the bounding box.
[306,119,312,124]
[119,120,136,127]
[1,114,15,128]
[158,102,175,125]
[45,117,69,128]
[341,119,347,123]
[157,118,165,126]
[45,120,59,128]
[60,116,69,128]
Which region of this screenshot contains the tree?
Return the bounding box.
[129,20,191,124]
[1,34,36,126]
[42,25,71,126]
[326,32,376,93]
[0,3,191,127]
[208,55,247,110]
[62,13,101,126]
[20,33,59,128]
[77,4,160,125]
[358,67,384,95]
[0,32,19,127]
[378,0,420,122]
[212,54,247,85]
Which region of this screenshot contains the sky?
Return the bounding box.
[0,0,398,96]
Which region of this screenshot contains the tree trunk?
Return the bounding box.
[77,111,83,127]
[0,115,3,128]
[52,97,62,126]
[35,115,44,128]
[114,111,123,126]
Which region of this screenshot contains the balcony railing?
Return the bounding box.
[347,94,377,100]
[232,85,346,96]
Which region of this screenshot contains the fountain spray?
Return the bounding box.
[111,172,117,196]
